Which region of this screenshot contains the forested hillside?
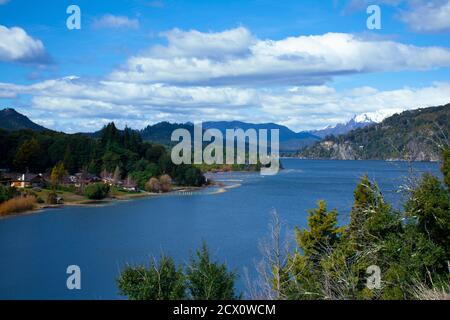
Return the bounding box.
[0,123,205,187]
[298,104,450,161]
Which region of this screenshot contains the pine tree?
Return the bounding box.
[405,173,450,260]
[186,243,239,300]
[296,200,341,258]
[117,255,186,300]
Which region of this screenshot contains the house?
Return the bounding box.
[10,173,47,188]
[122,178,138,192]
[72,172,101,187]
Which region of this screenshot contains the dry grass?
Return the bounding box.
[412,283,450,300]
[0,196,37,217]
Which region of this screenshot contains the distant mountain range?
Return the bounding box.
[309,114,378,138]
[202,121,320,152]
[298,103,450,161]
[0,109,322,152]
[3,106,447,160]
[0,108,48,132]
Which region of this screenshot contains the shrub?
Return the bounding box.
[117,255,186,300]
[0,196,37,217]
[84,183,110,200]
[46,192,58,205]
[159,174,172,193]
[117,244,239,300]
[0,185,18,204]
[145,178,160,193]
[186,243,239,300]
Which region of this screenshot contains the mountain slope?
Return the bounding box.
[203,121,320,151]
[298,104,450,161]
[310,114,377,138]
[0,108,48,131]
[140,122,194,145]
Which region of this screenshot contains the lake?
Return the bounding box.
[0,159,440,299]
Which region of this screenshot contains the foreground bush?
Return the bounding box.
[0,196,37,217]
[117,244,239,300]
[266,150,450,300]
[84,183,110,200]
[46,192,58,205]
[0,185,18,204]
[186,243,239,300]
[118,255,186,300]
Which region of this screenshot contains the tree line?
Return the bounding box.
[0,123,205,188]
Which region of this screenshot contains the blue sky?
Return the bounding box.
[0,0,450,132]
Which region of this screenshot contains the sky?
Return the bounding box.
[0,0,449,132]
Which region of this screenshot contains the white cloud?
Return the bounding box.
[109,28,450,85]
[92,14,139,30]
[0,0,9,5]
[1,27,449,132]
[399,0,450,33]
[0,25,49,63]
[2,77,449,132]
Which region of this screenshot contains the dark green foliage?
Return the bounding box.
[172,165,206,187]
[117,255,186,300]
[0,122,205,187]
[296,200,341,258]
[405,174,450,260]
[278,163,449,300]
[442,148,450,189]
[13,138,42,172]
[117,244,239,300]
[186,243,239,300]
[0,108,47,132]
[0,185,18,204]
[84,183,110,200]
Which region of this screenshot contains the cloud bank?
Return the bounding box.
[0,25,49,63]
[109,28,450,85]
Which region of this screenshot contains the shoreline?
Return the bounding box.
[0,185,208,220]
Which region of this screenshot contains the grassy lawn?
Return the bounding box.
[33,188,87,203]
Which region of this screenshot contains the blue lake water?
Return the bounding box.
[0,159,440,299]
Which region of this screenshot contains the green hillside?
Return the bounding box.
[0,108,48,132]
[298,104,450,161]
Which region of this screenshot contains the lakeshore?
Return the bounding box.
[0,185,210,219]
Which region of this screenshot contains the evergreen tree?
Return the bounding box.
[296,200,341,258]
[283,201,342,299]
[13,138,41,171]
[117,255,186,300]
[186,243,239,300]
[405,174,450,260]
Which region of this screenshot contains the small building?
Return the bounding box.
[122,178,138,192]
[10,173,47,188]
[73,173,101,187]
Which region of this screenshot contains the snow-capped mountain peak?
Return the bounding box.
[353,109,402,124]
